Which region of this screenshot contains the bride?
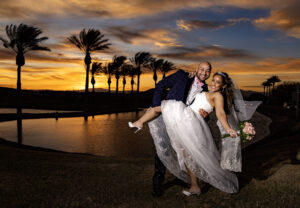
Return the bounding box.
[129,72,242,195]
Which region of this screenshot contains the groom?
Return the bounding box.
[150,61,212,196]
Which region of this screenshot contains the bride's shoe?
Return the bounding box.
[128,122,142,134]
[182,190,201,196]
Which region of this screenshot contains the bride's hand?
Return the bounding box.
[227,129,238,138]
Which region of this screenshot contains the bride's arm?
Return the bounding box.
[214,93,237,138]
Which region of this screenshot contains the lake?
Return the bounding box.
[0,111,155,158]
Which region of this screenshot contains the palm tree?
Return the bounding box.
[160,60,175,79]
[262,81,268,95]
[90,62,103,94]
[149,58,164,87]
[265,79,272,95]
[128,66,138,94]
[130,52,152,94]
[268,75,281,92]
[0,24,50,143]
[112,56,127,94]
[121,64,133,94]
[68,28,110,115]
[106,62,114,93]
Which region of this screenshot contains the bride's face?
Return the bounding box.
[209,75,225,92]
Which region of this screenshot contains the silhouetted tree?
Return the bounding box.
[106,62,114,93]
[272,81,300,103]
[0,24,50,143]
[149,58,164,86]
[68,29,110,115]
[112,56,127,94]
[268,75,281,92]
[160,60,175,79]
[90,62,103,94]
[266,79,272,95]
[262,81,268,95]
[121,64,133,94]
[128,66,138,94]
[130,52,151,94]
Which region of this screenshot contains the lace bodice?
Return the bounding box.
[189,92,213,114]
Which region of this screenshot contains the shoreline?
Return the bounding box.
[0,107,143,122]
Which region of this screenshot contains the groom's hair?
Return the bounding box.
[198,61,212,71]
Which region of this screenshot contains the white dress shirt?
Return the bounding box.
[186,77,205,105]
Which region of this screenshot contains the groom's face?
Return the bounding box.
[196,63,211,82]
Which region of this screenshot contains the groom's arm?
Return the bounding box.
[152,70,186,107]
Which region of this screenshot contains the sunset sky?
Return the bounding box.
[0,0,300,92]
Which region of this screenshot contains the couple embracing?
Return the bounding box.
[129,61,261,196]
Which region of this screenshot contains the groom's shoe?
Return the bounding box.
[152,173,164,197]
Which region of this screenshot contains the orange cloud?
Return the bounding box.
[107,26,181,48]
[253,0,300,38]
[158,45,254,61]
[177,18,251,31]
[0,0,290,20]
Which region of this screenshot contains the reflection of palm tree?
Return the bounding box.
[130,52,151,94]
[149,58,164,86]
[160,60,175,79]
[0,24,50,143]
[112,56,127,94]
[68,29,110,114]
[121,64,133,94]
[90,62,103,94]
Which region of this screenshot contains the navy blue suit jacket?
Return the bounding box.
[152,70,208,107]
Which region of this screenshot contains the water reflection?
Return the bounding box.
[0,111,155,158]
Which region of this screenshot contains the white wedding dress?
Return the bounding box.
[148,92,239,193]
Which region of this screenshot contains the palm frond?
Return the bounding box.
[1,23,50,54]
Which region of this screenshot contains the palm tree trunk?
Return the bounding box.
[123,77,126,94]
[131,77,134,94]
[153,70,157,87]
[85,62,90,118]
[137,66,141,94]
[116,79,119,94]
[84,53,91,119]
[108,75,111,93]
[17,64,22,143]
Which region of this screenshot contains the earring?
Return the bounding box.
[222,88,225,93]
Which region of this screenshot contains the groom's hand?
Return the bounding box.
[199,109,209,118]
[188,71,196,78]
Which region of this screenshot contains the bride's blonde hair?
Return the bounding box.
[213,72,234,114]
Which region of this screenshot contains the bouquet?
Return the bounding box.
[238,121,256,143]
[223,121,256,143]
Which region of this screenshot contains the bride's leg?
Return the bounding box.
[186,166,201,193]
[131,106,161,128]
